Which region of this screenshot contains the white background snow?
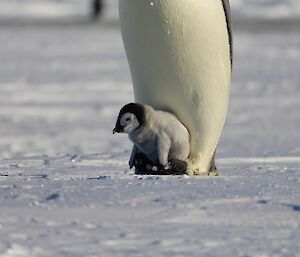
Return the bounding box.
[1,0,300,20]
[0,1,300,257]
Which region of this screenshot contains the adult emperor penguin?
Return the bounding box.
[119,0,232,175]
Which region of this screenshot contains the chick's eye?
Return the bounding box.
[125,117,130,122]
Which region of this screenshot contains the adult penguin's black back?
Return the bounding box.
[222,0,233,66]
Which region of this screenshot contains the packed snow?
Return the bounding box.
[0,1,300,257]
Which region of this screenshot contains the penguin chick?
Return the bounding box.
[113,103,190,170]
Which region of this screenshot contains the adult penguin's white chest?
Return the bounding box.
[119,0,231,174]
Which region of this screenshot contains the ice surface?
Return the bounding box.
[0,2,300,257]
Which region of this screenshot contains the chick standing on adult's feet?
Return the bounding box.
[113,103,190,175]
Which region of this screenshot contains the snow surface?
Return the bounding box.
[0,155,299,257]
[0,2,300,257]
[232,0,300,20]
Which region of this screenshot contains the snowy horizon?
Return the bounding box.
[0,0,300,20]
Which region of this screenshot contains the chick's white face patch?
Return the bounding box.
[120,112,139,133]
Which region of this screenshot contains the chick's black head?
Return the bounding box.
[113,103,146,134]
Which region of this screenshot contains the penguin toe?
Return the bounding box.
[208,168,220,176]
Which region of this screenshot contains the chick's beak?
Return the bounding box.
[113,117,122,134]
[113,127,122,134]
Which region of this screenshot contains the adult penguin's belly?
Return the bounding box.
[119,0,231,174]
